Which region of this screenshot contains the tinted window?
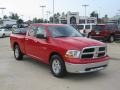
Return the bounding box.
[118,25,120,30]
[105,25,118,30]
[35,26,46,38]
[28,26,37,37]
[76,25,84,30]
[93,25,105,31]
[48,25,83,38]
[85,25,90,29]
[12,28,27,35]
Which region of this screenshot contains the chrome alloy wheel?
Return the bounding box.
[15,46,19,58]
[52,59,61,74]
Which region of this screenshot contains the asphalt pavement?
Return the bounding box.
[0,37,120,90]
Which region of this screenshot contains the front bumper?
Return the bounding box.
[65,60,109,73]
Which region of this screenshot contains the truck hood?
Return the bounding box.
[53,37,105,50]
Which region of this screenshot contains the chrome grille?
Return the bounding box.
[81,46,106,59]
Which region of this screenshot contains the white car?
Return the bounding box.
[76,24,96,37]
[0,27,12,38]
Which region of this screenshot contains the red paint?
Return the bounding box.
[10,24,110,65]
[89,24,120,41]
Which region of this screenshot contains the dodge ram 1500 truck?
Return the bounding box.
[10,24,110,77]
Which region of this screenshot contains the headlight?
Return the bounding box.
[65,50,81,58]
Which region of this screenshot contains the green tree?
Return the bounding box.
[33,18,37,23]
[9,13,19,20]
[90,11,99,19]
[3,15,8,19]
[17,19,24,24]
[49,17,53,23]
[32,18,43,23]
[50,12,61,23]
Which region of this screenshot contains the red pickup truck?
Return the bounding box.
[10,24,110,77]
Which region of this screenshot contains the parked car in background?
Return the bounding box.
[0,27,12,38]
[72,24,95,36]
[88,24,120,42]
[10,24,110,77]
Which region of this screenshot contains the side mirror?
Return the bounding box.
[36,34,47,39]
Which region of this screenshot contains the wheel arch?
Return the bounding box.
[49,52,64,64]
[13,42,19,49]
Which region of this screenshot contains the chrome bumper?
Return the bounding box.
[65,60,109,73]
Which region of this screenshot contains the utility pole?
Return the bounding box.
[82,4,89,24]
[53,0,55,23]
[0,7,6,19]
[46,11,51,23]
[40,5,46,22]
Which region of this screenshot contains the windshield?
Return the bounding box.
[93,25,105,31]
[48,25,83,38]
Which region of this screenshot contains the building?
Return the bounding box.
[59,11,97,24]
[108,15,120,24]
[2,18,17,26]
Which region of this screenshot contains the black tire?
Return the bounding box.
[2,34,5,38]
[14,44,23,60]
[50,55,66,77]
[109,35,114,42]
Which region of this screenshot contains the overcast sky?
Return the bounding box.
[0,0,120,20]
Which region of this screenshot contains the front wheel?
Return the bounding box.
[14,45,23,60]
[50,55,66,77]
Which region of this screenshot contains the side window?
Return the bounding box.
[77,25,84,30]
[85,25,90,29]
[36,26,46,39]
[5,29,10,31]
[4,29,8,31]
[28,26,37,37]
[118,25,120,30]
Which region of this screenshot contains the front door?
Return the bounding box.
[25,26,38,56]
[34,26,49,63]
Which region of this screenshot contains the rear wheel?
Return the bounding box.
[109,35,114,42]
[14,45,23,60]
[50,55,66,77]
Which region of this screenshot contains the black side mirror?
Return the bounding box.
[36,34,47,39]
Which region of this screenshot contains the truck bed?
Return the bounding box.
[10,32,26,54]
